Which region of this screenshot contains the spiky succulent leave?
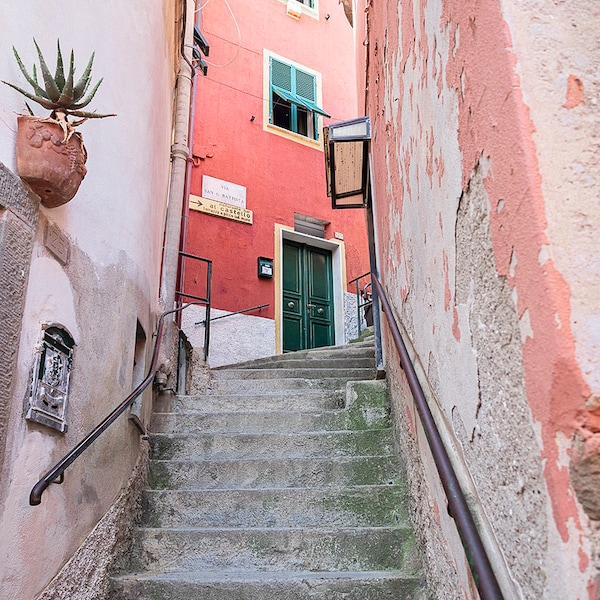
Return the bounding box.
[71,78,103,110]
[1,81,57,110]
[56,51,75,107]
[34,39,61,102]
[68,109,117,119]
[12,46,47,99]
[4,40,113,122]
[54,40,66,90]
[72,52,95,101]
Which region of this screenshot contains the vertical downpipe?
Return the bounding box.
[160,0,196,366]
[177,2,201,327]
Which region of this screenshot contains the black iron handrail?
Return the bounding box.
[175,251,212,359]
[195,303,269,326]
[349,272,372,336]
[29,302,200,506]
[371,274,503,599]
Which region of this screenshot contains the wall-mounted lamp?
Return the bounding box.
[324,116,371,209]
[193,25,210,57]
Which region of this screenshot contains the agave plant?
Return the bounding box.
[3,39,115,138]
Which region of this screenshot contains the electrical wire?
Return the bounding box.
[198,0,242,68]
[193,0,346,121]
[198,77,347,123]
[195,0,212,12]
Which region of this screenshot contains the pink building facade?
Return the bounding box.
[182,0,371,367]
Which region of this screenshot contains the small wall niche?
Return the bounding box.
[26,325,75,433]
[128,319,147,433]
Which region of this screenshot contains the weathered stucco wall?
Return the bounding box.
[0,1,180,598]
[363,0,599,597]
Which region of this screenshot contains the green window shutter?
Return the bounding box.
[271,58,292,93]
[269,56,330,137]
[295,69,316,103]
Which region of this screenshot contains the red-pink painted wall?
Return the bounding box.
[184,0,369,319]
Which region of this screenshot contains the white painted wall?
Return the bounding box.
[0,2,179,598]
[0,1,173,273]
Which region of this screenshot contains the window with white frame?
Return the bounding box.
[281,0,318,17]
[269,56,329,141]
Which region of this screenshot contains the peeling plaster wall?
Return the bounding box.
[363,0,599,597]
[0,1,179,598]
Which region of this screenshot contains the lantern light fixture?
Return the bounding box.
[325,116,371,209]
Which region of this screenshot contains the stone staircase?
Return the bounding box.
[110,338,427,599]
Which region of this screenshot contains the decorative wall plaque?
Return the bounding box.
[26,325,75,433]
[44,222,70,264]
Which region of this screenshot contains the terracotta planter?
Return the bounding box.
[16,115,87,208]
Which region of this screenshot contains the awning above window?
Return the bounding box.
[272,84,331,118]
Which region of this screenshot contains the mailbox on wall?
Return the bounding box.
[258,256,274,278]
[26,325,75,433]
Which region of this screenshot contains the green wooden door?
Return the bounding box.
[283,240,334,352]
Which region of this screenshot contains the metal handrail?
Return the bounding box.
[195,303,269,326]
[349,271,372,336]
[371,274,503,599]
[29,302,201,506]
[175,251,212,359]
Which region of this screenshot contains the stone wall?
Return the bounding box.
[0,165,38,478]
[34,447,148,600]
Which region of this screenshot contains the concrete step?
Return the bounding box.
[213,340,376,372]
[151,407,389,435]
[142,484,409,529]
[151,409,348,434]
[210,367,378,381]
[150,429,394,461]
[203,377,353,395]
[176,389,345,412]
[228,356,376,371]
[130,526,417,573]
[111,569,427,600]
[147,455,401,490]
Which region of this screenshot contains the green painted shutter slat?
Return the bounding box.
[295,69,315,102]
[271,58,292,92]
[272,85,330,118]
[272,85,299,106]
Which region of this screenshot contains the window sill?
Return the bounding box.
[265,123,324,151]
[279,0,319,21]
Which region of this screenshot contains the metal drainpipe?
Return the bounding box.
[160,0,196,363]
[177,3,201,327]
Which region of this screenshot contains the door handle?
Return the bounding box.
[317,308,324,315]
[288,301,295,309]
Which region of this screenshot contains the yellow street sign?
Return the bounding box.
[189,194,253,225]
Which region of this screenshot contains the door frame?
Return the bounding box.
[274,224,346,354]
